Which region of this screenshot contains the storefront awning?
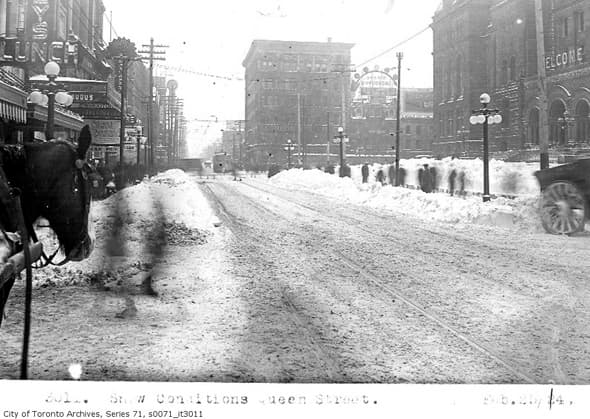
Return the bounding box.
[0,80,27,123]
[27,103,86,131]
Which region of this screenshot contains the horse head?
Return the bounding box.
[24,126,94,261]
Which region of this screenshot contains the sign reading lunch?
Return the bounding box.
[545,47,584,70]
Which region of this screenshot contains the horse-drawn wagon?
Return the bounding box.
[534,158,590,235]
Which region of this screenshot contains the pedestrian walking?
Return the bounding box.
[458,171,466,197]
[376,167,385,185]
[388,164,396,186]
[418,164,433,193]
[448,168,457,196]
[429,165,438,191]
[361,163,369,183]
[398,167,406,187]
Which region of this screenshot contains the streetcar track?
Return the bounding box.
[199,177,542,383]
[200,182,344,382]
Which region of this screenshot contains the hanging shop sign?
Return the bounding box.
[545,47,584,70]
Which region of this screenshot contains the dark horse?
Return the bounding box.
[0,125,94,324]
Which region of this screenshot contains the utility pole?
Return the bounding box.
[139,39,168,174]
[534,0,550,170]
[114,55,129,183]
[326,110,331,165]
[395,52,403,185]
[297,92,302,166]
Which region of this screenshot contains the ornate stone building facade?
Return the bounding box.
[432,0,590,160]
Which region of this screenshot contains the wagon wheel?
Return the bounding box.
[540,181,587,235]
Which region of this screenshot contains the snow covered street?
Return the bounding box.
[1,169,590,383]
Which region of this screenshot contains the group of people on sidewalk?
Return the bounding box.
[361,162,467,197]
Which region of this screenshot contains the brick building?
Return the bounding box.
[242,39,354,169]
[432,0,590,160]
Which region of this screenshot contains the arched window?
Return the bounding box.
[528,108,540,145]
[576,100,590,143]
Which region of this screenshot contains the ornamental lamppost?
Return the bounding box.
[28,61,73,140]
[469,93,502,202]
[333,126,349,177]
[284,139,295,169]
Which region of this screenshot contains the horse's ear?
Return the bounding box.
[77,125,92,159]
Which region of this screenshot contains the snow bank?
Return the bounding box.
[33,169,216,288]
[97,169,216,232]
[269,167,543,232]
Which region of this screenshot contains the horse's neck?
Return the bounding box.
[0,145,27,188]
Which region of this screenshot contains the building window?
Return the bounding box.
[580,12,585,32]
[509,56,516,81]
[416,125,422,136]
[528,108,540,144]
[405,125,411,134]
[563,17,569,38]
[575,100,590,143]
[455,56,462,97]
[262,79,273,89]
[502,98,511,128]
[501,59,508,85]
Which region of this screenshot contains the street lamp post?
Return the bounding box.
[28,62,73,141]
[469,93,502,202]
[333,126,349,177]
[284,139,295,169]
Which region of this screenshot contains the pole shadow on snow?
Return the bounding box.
[101,185,166,319]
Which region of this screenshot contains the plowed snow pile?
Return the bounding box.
[33,170,215,288]
[268,166,543,232]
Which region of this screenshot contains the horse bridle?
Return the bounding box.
[29,149,92,267]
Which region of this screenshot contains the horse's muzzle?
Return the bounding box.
[67,234,94,261]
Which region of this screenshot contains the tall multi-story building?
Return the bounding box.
[242,39,354,169]
[431,0,490,157]
[0,0,115,145]
[432,0,590,160]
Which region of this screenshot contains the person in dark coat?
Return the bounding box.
[418,164,433,193]
[398,167,406,186]
[458,171,466,197]
[376,167,385,185]
[388,164,396,186]
[361,163,369,183]
[429,165,438,191]
[448,168,457,196]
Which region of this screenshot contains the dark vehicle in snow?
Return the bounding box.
[534,158,590,235]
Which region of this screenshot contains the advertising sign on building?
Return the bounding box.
[87,120,121,145]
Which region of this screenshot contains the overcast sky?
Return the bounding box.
[102,0,441,155]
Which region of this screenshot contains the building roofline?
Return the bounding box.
[242,39,355,67]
